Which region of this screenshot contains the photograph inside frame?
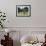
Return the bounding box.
[16,5,31,17]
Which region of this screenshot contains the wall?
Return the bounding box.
[0,0,46,46]
[0,0,46,27]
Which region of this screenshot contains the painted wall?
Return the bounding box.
[0,0,46,46]
[0,0,46,27]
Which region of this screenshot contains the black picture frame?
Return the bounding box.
[16,5,31,17]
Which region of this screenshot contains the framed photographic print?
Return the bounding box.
[16,5,31,17]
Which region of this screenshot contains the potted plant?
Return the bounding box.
[0,10,6,28]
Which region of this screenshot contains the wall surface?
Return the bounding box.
[0,0,46,27]
[0,0,46,46]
